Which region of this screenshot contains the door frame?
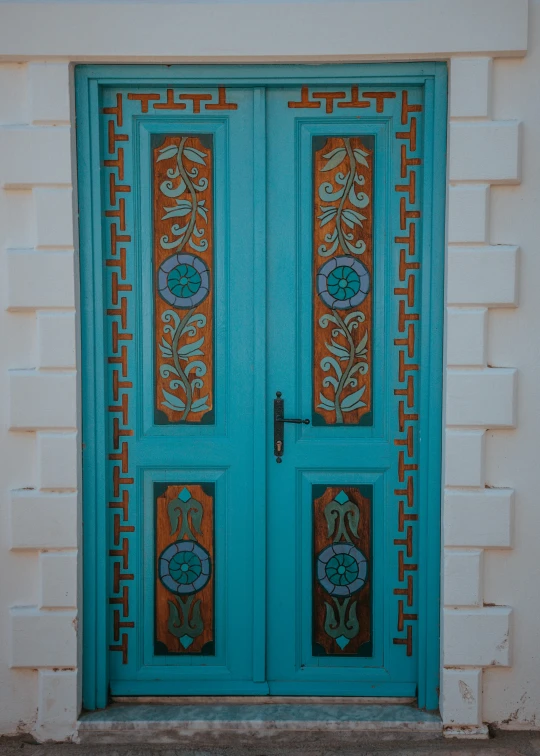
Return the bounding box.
[76,62,447,711]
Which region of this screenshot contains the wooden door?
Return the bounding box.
[81,83,268,696]
[265,82,445,702]
[78,65,446,708]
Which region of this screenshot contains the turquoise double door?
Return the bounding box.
[78,65,446,709]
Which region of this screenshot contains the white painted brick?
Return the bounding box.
[36,670,78,741]
[39,552,77,608]
[0,63,29,124]
[448,185,489,243]
[10,491,77,549]
[446,368,516,428]
[34,188,74,247]
[7,250,75,309]
[28,63,70,124]
[0,127,71,187]
[449,121,521,183]
[447,308,487,367]
[2,429,38,494]
[444,549,484,607]
[450,57,492,118]
[10,608,77,668]
[37,432,78,489]
[37,312,76,368]
[5,311,38,370]
[445,489,513,548]
[445,429,485,487]
[10,371,77,430]
[442,668,483,727]
[444,607,512,667]
[447,246,518,307]
[3,189,36,248]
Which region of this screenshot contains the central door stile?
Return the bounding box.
[252,87,268,686]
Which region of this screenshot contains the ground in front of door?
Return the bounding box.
[2,731,540,756]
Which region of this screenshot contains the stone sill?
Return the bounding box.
[78,702,442,744]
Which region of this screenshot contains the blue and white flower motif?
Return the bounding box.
[158,253,210,309]
[317,256,370,310]
[158,540,211,595]
[317,543,367,596]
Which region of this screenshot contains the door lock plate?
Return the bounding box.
[274,393,285,462]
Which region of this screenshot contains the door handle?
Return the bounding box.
[274,391,310,463]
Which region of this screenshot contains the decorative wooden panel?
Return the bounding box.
[103,91,136,665]
[313,136,373,426]
[128,86,238,114]
[313,485,372,656]
[392,90,422,657]
[153,135,214,425]
[155,483,214,655]
[289,86,396,113]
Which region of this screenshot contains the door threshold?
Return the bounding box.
[113,695,416,705]
[78,701,442,745]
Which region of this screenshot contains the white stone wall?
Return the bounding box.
[441,49,527,733]
[0,0,536,741]
[0,61,80,740]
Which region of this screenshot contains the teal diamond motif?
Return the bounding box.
[179,487,191,503]
[336,635,350,650]
[335,490,349,506]
[180,634,194,649]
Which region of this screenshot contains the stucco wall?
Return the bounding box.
[479,45,540,730]
[0,0,536,741]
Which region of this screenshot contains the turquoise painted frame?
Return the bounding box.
[76,62,447,712]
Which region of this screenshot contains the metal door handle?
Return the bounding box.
[274,391,310,463]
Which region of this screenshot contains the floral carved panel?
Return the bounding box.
[155,482,215,655]
[313,136,373,426]
[153,135,214,425]
[313,485,372,656]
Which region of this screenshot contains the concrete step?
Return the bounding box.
[78,702,442,745]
